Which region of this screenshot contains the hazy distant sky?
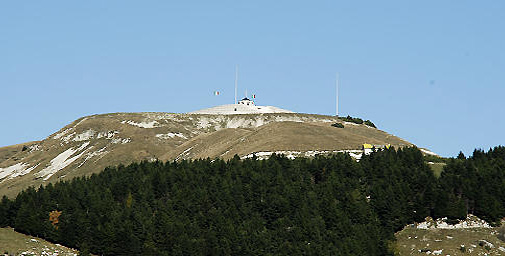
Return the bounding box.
[1,1,503,157]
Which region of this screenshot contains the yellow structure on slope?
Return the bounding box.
[362,144,391,155]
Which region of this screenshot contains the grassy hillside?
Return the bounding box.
[0,142,37,163]
[0,112,412,198]
[161,120,410,161]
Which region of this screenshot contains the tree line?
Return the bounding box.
[0,146,504,255]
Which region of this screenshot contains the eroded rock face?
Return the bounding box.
[0,112,412,198]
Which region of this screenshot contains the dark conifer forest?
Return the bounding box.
[1,146,504,255]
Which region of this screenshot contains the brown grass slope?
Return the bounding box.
[161,121,411,161]
[0,112,413,198]
[0,142,37,163]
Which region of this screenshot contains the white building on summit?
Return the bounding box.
[238,97,254,106]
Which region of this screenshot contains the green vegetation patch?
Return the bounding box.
[339,115,376,128]
[331,122,344,128]
[428,162,446,178]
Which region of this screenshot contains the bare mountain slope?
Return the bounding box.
[161,121,411,161]
[0,112,412,198]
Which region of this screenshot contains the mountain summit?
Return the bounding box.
[189,98,293,114]
[0,110,413,198]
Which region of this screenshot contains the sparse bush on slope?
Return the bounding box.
[339,115,364,124]
[364,120,376,128]
[331,122,344,128]
[339,115,376,128]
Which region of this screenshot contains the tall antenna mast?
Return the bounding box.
[234,65,238,104]
[336,73,339,117]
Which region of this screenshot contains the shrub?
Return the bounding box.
[338,115,373,126]
[364,120,376,128]
[331,123,344,128]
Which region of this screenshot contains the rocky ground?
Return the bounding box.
[395,215,505,255]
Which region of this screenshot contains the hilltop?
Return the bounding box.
[0,108,413,198]
[188,98,294,114]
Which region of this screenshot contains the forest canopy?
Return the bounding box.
[1,146,504,255]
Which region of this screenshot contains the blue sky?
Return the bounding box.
[1,1,503,157]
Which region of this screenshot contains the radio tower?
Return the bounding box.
[234,65,238,104]
[336,73,339,117]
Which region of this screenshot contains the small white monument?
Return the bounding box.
[238,97,254,106]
